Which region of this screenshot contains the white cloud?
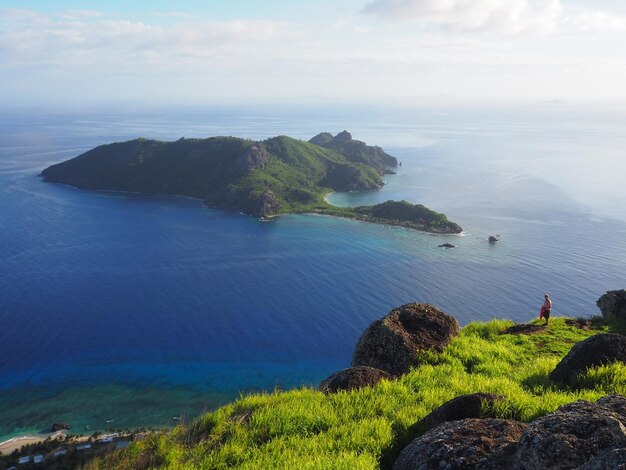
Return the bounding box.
[56,10,106,20]
[564,8,626,32]
[363,0,626,35]
[0,10,289,65]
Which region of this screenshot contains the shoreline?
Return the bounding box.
[37,172,464,235]
[46,178,461,235]
[0,432,64,455]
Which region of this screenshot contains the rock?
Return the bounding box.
[352,303,460,376]
[51,422,70,432]
[549,333,626,385]
[318,366,391,393]
[333,130,353,142]
[252,190,279,218]
[514,395,626,469]
[579,448,626,470]
[597,289,626,322]
[416,393,505,433]
[393,418,527,470]
[606,416,626,447]
[308,132,334,146]
[234,143,269,174]
[438,243,456,248]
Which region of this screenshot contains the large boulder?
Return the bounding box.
[394,418,527,470]
[597,289,626,322]
[416,393,505,433]
[549,333,626,385]
[514,395,626,469]
[579,448,626,470]
[318,366,391,393]
[352,303,459,376]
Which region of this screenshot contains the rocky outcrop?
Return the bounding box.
[514,395,626,469]
[333,130,353,142]
[352,303,460,376]
[416,393,504,433]
[252,190,279,218]
[597,289,626,322]
[549,333,626,385]
[308,132,334,146]
[579,448,626,470]
[51,422,70,432]
[309,131,398,170]
[394,418,527,470]
[318,366,391,393]
[234,143,269,174]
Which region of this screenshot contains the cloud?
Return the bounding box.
[56,10,106,20]
[363,0,625,35]
[0,10,290,65]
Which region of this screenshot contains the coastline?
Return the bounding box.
[0,432,64,455]
[44,178,461,234]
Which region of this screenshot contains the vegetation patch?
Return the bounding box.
[87,317,626,469]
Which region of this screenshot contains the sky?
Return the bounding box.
[2,0,626,105]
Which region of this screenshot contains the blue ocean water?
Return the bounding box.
[1,103,625,440]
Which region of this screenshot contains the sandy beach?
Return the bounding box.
[0,432,63,455]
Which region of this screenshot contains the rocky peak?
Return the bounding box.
[333,130,352,142]
[235,143,269,174]
[308,132,334,146]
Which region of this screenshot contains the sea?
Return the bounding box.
[1,102,625,441]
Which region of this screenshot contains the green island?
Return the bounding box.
[41,131,462,234]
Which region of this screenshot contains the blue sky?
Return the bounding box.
[2,0,626,105]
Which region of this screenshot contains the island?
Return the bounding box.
[41,131,462,234]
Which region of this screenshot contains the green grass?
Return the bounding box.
[87,317,626,470]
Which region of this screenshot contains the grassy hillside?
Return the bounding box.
[87,317,626,469]
[41,133,461,233]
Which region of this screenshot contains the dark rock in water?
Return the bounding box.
[318,366,391,393]
[51,422,70,432]
[488,236,500,243]
[549,333,626,385]
[352,303,460,376]
[597,289,626,322]
[252,190,279,218]
[514,395,626,469]
[416,393,505,433]
[393,418,527,470]
[438,243,456,248]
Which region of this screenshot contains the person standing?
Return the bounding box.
[541,294,552,325]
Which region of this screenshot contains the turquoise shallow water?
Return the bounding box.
[1,104,625,441]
